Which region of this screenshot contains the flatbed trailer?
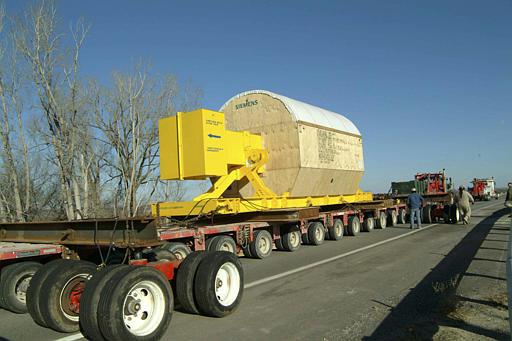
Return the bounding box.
[0,107,431,340]
[0,198,409,337]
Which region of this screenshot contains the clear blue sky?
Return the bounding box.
[8,0,512,192]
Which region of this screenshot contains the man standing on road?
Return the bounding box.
[458,186,475,225]
[505,182,512,217]
[407,188,424,229]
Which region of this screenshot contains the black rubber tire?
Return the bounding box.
[79,265,128,341]
[153,249,177,262]
[398,209,407,224]
[26,259,71,327]
[327,219,344,240]
[194,251,244,317]
[388,210,398,227]
[275,236,285,251]
[422,205,432,224]
[0,261,42,313]
[249,230,273,259]
[242,245,253,258]
[159,242,191,261]
[207,235,237,253]
[176,251,210,315]
[39,260,97,333]
[449,204,459,224]
[281,225,302,251]
[362,217,374,232]
[347,216,361,236]
[301,230,310,245]
[376,212,387,229]
[307,221,325,245]
[443,205,451,223]
[98,266,173,341]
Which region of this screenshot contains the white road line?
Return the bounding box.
[244,200,505,290]
[54,200,504,341]
[54,333,84,341]
[245,223,438,289]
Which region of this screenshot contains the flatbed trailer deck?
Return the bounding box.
[0,199,410,336]
[0,200,407,255]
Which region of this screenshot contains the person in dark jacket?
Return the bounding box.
[407,188,424,229]
[506,182,512,217]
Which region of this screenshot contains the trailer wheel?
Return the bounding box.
[39,260,96,333]
[0,261,42,313]
[347,216,361,236]
[26,259,71,327]
[387,210,398,227]
[328,219,344,240]
[79,265,129,341]
[194,251,243,317]
[422,205,432,224]
[175,251,209,315]
[307,221,325,245]
[301,231,310,245]
[362,217,374,232]
[282,225,302,251]
[376,212,387,229]
[207,235,237,254]
[159,242,191,261]
[449,204,459,224]
[275,237,285,251]
[242,245,253,258]
[249,230,273,259]
[398,209,407,224]
[98,266,173,341]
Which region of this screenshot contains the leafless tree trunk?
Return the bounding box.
[0,8,25,221]
[13,1,94,220]
[95,69,179,217]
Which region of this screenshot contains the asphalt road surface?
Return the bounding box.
[0,199,507,341]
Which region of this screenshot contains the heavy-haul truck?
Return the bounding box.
[0,90,409,340]
[391,170,461,224]
[469,178,498,201]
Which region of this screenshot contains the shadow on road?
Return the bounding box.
[364,207,510,341]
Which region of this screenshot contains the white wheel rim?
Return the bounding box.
[15,275,32,303]
[335,223,342,236]
[290,231,300,247]
[314,226,323,240]
[123,280,166,336]
[215,262,240,307]
[220,241,234,252]
[59,273,91,322]
[173,249,188,261]
[258,235,271,254]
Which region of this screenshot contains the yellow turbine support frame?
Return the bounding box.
[151,109,372,218]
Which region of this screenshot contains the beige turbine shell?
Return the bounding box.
[220,90,364,197]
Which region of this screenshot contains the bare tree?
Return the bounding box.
[0,6,28,221]
[13,1,97,220]
[0,2,202,221]
[95,68,179,217]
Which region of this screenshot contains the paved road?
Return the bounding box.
[0,199,507,341]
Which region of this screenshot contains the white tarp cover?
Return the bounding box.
[220,89,361,136]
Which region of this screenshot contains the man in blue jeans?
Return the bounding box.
[407,188,424,229]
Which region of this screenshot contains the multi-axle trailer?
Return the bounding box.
[0,198,411,339]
